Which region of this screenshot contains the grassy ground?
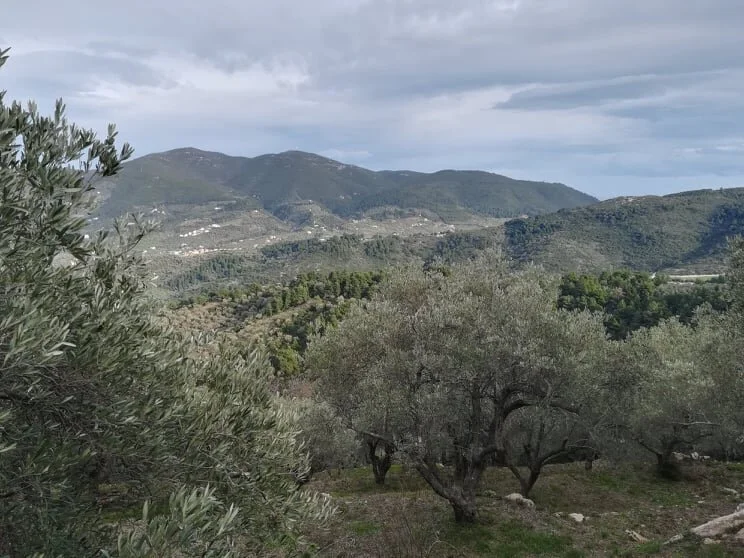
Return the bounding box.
[304,462,744,557]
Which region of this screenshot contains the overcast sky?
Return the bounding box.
[2,0,743,199]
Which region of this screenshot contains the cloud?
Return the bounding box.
[320,149,373,162]
[1,0,744,198]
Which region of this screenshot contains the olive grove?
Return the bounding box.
[307,241,744,523]
[308,256,609,522]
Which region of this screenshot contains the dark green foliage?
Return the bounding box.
[164,253,256,291]
[363,235,406,259]
[661,282,729,322]
[698,204,744,256]
[246,270,386,375]
[504,219,561,255]
[266,301,354,375]
[183,269,386,313]
[558,270,730,339]
[425,229,502,265]
[175,269,387,375]
[260,234,363,259]
[505,189,744,272]
[96,148,596,222]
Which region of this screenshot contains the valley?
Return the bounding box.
[86,148,744,296]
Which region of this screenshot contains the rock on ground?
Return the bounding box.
[691,509,744,538]
[503,493,535,509]
[626,530,649,543]
[663,534,685,546]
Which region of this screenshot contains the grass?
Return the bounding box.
[444,520,578,557]
[304,461,744,557]
[349,520,382,536]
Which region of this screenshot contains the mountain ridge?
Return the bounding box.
[504,186,744,273]
[94,148,598,221]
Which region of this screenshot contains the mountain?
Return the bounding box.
[93,148,597,221]
[504,187,744,273]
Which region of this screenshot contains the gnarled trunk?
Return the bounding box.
[451,495,478,523]
[518,468,541,498]
[415,458,484,523]
[366,438,394,485]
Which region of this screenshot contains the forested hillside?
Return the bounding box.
[505,188,744,273]
[156,228,504,294]
[94,148,597,221]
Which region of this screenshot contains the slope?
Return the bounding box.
[504,187,744,273]
[93,148,597,221]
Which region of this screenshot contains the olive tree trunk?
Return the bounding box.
[366,437,395,485]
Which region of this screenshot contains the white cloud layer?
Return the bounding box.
[2,0,744,198]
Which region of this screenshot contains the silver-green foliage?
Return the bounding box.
[0,49,331,557]
[603,319,718,467]
[309,254,608,520]
[595,239,744,467]
[289,398,361,475]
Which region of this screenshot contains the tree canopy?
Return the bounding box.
[308,255,609,521]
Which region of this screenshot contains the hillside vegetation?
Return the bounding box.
[505,188,744,273]
[152,185,744,293]
[156,229,504,295]
[94,148,597,221]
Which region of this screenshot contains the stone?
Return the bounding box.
[735,528,744,543]
[663,534,685,546]
[626,530,649,543]
[672,452,686,462]
[691,509,744,538]
[737,503,744,512]
[568,513,585,523]
[722,487,740,497]
[504,493,535,509]
[703,538,718,545]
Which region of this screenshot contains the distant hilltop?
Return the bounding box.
[92,147,597,222]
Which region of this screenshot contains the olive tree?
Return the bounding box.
[595,239,744,472]
[289,398,360,482]
[599,319,718,477]
[0,49,331,557]
[309,255,607,521]
[696,238,744,459]
[307,299,408,485]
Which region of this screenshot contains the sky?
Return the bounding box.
[1,0,743,199]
